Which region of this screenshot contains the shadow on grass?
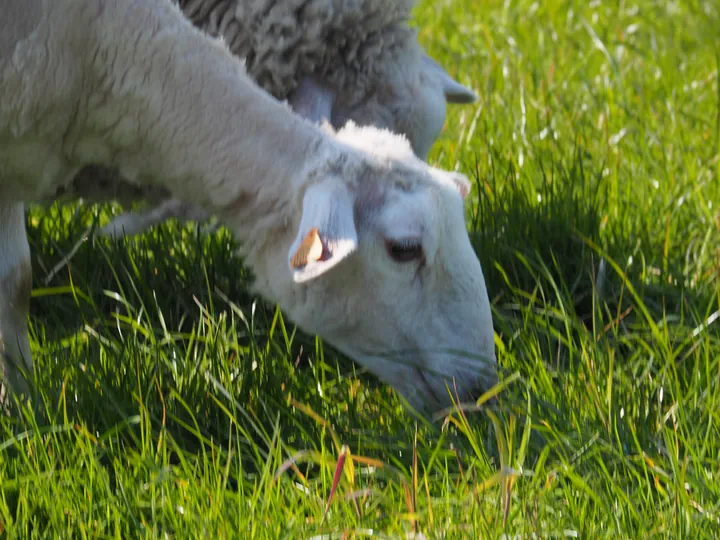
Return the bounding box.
[461,144,720,453]
[467,141,720,336]
[18,206,424,473]
[468,143,610,322]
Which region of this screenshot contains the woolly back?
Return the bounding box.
[176,0,419,103]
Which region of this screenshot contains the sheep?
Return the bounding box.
[91,0,479,238]
[0,0,496,414]
[174,0,478,159]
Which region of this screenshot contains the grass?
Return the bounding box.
[2,0,720,536]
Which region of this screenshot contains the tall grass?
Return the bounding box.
[1,0,719,536]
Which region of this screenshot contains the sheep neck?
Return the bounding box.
[61,0,349,241]
[92,0,362,298]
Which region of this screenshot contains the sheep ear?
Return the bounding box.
[288,77,336,124]
[422,54,478,104]
[289,182,357,283]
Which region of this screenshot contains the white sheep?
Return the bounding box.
[0,0,496,414]
[95,0,479,238]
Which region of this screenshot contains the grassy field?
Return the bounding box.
[2,0,720,537]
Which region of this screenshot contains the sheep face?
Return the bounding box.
[282,129,496,414]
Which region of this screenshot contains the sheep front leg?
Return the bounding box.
[0,203,33,405]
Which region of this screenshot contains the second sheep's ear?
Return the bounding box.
[421,53,478,104]
[288,181,358,283]
[288,77,336,124]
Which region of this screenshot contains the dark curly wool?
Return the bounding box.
[175,0,419,104]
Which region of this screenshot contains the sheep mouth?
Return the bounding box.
[351,347,494,414]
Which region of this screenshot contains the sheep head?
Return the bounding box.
[269,123,496,415]
[288,53,478,161]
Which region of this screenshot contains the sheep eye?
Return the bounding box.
[386,239,423,263]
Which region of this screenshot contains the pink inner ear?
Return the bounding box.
[453,177,471,198]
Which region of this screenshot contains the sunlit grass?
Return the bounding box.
[2,0,719,536]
